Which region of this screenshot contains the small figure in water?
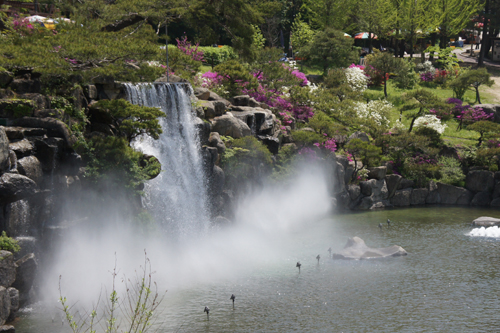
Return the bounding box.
[296,262,302,272]
[378,223,383,230]
[328,247,332,258]
[316,254,320,263]
[204,306,210,320]
[387,219,391,227]
[230,294,235,307]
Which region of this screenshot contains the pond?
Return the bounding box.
[14,206,500,332]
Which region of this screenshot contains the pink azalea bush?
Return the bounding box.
[176,36,204,62]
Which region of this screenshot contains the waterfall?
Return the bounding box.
[125,83,209,237]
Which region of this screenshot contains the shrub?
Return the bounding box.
[413,115,447,134]
[345,66,368,92]
[393,59,418,89]
[198,45,237,69]
[0,232,20,253]
[213,60,258,97]
[439,156,465,186]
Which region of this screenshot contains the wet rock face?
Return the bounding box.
[0,252,16,289]
[0,128,8,173]
[333,236,407,260]
[0,173,38,204]
[211,114,251,138]
[465,170,495,193]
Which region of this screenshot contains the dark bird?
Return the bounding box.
[387,219,391,227]
[378,223,383,230]
[316,254,320,263]
[296,261,302,272]
[204,306,210,319]
[230,294,235,306]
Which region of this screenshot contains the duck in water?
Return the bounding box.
[296,262,302,272]
[316,254,320,263]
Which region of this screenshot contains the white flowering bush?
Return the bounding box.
[345,67,368,92]
[415,60,435,74]
[391,120,407,132]
[413,115,447,134]
[355,100,393,127]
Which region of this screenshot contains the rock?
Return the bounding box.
[248,97,260,107]
[0,100,34,118]
[495,171,500,181]
[385,174,402,198]
[13,117,76,147]
[333,162,346,194]
[231,108,276,136]
[398,178,414,190]
[200,100,216,119]
[0,287,10,326]
[492,181,500,199]
[344,166,354,185]
[16,156,43,184]
[356,196,374,210]
[8,151,16,172]
[208,165,225,196]
[212,101,226,116]
[0,173,38,203]
[12,253,37,306]
[13,237,36,261]
[208,132,226,157]
[9,139,33,159]
[85,84,98,100]
[439,145,459,159]
[154,74,186,83]
[0,127,8,173]
[194,87,211,100]
[0,252,16,288]
[9,79,41,94]
[491,198,500,207]
[211,114,251,138]
[426,181,440,204]
[0,72,13,88]
[410,188,428,205]
[472,216,500,227]
[437,182,470,205]
[471,191,492,206]
[332,236,407,260]
[391,188,412,206]
[257,135,280,155]
[335,190,351,211]
[3,127,46,140]
[359,179,387,200]
[347,185,360,201]
[0,325,15,332]
[347,131,370,143]
[456,189,474,205]
[7,288,18,322]
[232,95,250,106]
[193,117,210,146]
[465,170,495,193]
[368,166,387,180]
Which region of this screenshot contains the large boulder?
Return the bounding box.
[465,170,495,193]
[200,100,216,119]
[333,236,407,260]
[0,128,8,173]
[9,139,33,159]
[368,166,387,180]
[211,114,251,138]
[231,107,277,136]
[208,132,226,157]
[385,174,402,198]
[426,181,440,204]
[17,156,43,184]
[347,184,361,201]
[12,253,37,306]
[0,252,16,288]
[391,188,412,206]
[398,178,414,190]
[0,173,38,203]
[232,95,250,106]
[347,131,370,143]
[475,104,500,123]
[0,287,10,326]
[472,216,500,227]
[193,87,211,100]
[7,288,18,322]
[437,182,471,205]
[470,191,492,207]
[9,79,41,94]
[410,188,428,205]
[193,117,210,146]
[359,179,388,201]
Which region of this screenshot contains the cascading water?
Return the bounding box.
[125,83,209,238]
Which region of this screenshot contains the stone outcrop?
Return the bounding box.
[472,216,500,227]
[333,236,407,260]
[0,252,16,288]
[368,166,386,180]
[437,182,471,205]
[410,188,428,205]
[391,188,412,206]
[0,128,8,174]
[465,170,494,193]
[211,114,251,138]
[12,253,37,306]
[0,173,38,204]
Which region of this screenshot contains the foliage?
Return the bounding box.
[467,121,500,147]
[59,253,164,333]
[345,138,382,181]
[291,130,325,146]
[213,60,258,97]
[198,45,237,69]
[400,89,450,133]
[413,115,447,134]
[0,231,20,253]
[438,156,465,186]
[424,46,460,69]
[450,68,494,104]
[365,50,402,98]
[303,27,358,75]
[290,14,316,56]
[345,66,368,92]
[93,99,164,143]
[393,59,418,90]
[176,35,204,62]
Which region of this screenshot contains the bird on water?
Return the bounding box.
[378,223,383,230]
[316,254,320,263]
[296,261,302,272]
[230,294,235,307]
[204,306,210,320]
[387,219,392,227]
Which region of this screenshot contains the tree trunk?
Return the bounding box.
[384,75,388,98]
[420,38,426,63]
[476,86,481,104]
[408,117,417,133]
[429,34,436,61]
[478,0,490,66]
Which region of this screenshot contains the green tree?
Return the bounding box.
[290,14,316,60]
[304,27,358,75]
[345,138,382,182]
[365,50,402,98]
[467,120,500,147]
[213,60,259,97]
[399,89,449,132]
[455,68,494,104]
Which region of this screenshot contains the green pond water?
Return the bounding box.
[15,206,500,332]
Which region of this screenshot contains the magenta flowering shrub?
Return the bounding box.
[176,36,204,62]
[420,72,434,82]
[313,136,337,152]
[447,98,493,128]
[11,16,35,35]
[291,70,308,86]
